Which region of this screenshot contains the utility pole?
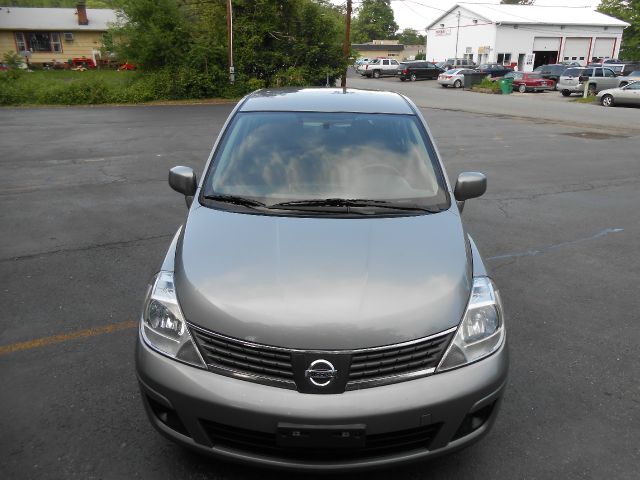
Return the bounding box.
[341,0,352,88]
[454,10,461,61]
[226,0,234,84]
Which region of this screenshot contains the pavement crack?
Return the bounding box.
[0,233,175,263]
[487,227,624,262]
[486,177,640,203]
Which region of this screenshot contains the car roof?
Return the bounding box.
[240,88,414,114]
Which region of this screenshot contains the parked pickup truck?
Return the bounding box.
[363,58,400,78]
[557,66,620,96]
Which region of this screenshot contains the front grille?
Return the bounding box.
[200,420,442,460]
[348,331,454,384]
[191,327,295,385]
[190,324,455,391]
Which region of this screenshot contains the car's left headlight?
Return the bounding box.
[437,276,505,371]
[140,271,206,368]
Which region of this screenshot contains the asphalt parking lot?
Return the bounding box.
[1,87,639,479]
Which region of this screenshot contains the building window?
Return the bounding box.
[497,53,511,64]
[14,32,27,51]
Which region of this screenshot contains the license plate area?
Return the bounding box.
[276,423,366,449]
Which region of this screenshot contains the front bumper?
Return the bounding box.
[136,333,508,471]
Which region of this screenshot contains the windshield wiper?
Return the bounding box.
[270,198,441,213]
[202,194,266,208]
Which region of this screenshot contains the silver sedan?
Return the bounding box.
[437,68,476,88]
[598,81,640,107]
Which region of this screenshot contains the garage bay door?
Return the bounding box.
[592,37,615,60]
[562,38,590,64]
[533,37,561,51]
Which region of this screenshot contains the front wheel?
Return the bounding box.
[518,84,527,93]
[373,70,381,79]
[561,90,571,97]
[601,94,614,107]
[454,79,462,88]
[410,73,417,82]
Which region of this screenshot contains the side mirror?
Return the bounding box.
[169,166,197,208]
[454,172,487,213]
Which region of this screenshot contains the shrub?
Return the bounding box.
[477,77,501,93]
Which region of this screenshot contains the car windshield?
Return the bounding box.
[204,112,449,211]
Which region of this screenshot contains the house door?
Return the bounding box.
[517,53,525,71]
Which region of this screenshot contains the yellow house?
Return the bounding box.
[0,3,117,66]
[352,40,426,62]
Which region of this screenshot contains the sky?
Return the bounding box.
[331,0,603,34]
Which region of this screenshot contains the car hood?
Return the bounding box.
[175,206,472,350]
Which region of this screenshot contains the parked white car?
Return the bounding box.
[597,81,640,107]
[362,58,400,78]
[437,68,476,88]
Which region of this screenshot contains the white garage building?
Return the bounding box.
[426,3,629,71]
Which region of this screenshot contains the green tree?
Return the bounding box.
[352,0,398,43]
[397,28,424,45]
[111,0,191,70]
[598,0,640,60]
[108,0,347,88]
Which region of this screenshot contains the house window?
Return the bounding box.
[14,32,27,51]
[51,32,62,52]
[22,31,63,53]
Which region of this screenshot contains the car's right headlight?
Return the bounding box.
[140,271,206,368]
[437,276,505,371]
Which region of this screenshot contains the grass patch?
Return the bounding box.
[0,69,250,106]
[571,96,597,104]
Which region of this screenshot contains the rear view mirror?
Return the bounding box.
[454,172,487,213]
[169,166,197,207]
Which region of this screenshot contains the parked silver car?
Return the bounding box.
[136,88,508,471]
[438,68,475,88]
[598,81,640,107]
[616,70,640,87]
[558,66,619,96]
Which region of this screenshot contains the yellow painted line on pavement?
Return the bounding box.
[0,320,137,356]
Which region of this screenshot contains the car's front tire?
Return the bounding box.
[601,94,614,107]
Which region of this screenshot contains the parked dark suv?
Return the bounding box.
[397,61,442,81]
[533,64,569,88]
[478,64,513,78]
